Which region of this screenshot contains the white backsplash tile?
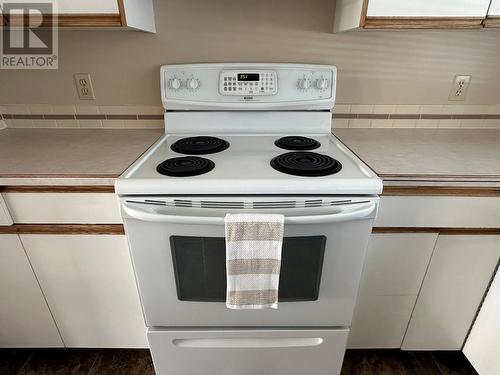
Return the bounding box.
[393,120,416,128]
[332,119,349,128]
[52,105,76,115]
[56,120,79,128]
[332,104,350,113]
[371,119,394,128]
[415,120,438,128]
[1,104,30,114]
[99,106,137,115]
[78,120,103,128]
[373,105,396,114]
[29,104,53,114]
[419,105,443,114]
[460,119,486,128]
[6,119,34,128]
[349,119,372,128]
[438,119,459,128]
[33,120,57,128]
[350,105,373,114]
[102,119,125,128]
[395,105,420,114]
[76,105,100,114]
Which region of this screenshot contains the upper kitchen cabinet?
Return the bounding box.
[0,0,155,32]
[334,0,491,32]
[485,0,500,27]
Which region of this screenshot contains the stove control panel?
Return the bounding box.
[161,63,336,110]
[219,70,278,96]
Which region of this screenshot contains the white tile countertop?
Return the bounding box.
[0,129,163,186]
[333,128,500,188]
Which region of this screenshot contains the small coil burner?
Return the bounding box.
[275,136,321,151]
[156,156,215,177]
[271,152,342,177]
[171,136,229,155]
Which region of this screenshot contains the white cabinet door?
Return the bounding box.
[21,234,148,348]
[0,235,62,347]
[348,233,438,348]
[464,267,500,375]
[489,0,500,16]
[57,0,119,14]
[402,235,500,350]
[366,0,491,17]
[2,0,119,14]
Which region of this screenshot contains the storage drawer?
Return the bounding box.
[3,193,122,224]
[148,328,348,375]
[0,194,13,225]
[375,196,500,228]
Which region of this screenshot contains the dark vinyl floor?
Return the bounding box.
[0,349,478,375]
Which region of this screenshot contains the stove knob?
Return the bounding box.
[298,78,311,90]
[315,78,329,90]
[169,78,181,90]
[186,78,200,90]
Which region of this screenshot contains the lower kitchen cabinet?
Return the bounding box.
[463,266,500,375]
[20,234,148,348]
[348,233,438,348]
[402,235,500,350]
[0,234,63,347]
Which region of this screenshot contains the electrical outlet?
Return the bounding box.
[74,73,95,100]
[448,75,471,101]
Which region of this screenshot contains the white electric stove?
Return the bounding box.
[116,63,382,375]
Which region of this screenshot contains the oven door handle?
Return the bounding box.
[122,201,377,225]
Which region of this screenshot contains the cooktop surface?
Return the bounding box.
[117,133,382,195]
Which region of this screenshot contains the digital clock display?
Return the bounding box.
[237,73,259,81]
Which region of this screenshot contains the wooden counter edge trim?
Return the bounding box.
[1,224,498,236]
[373,227,500,235]
[117,0,127,27]
[3,185,500,196]
[0,186,116,193]
[484,16,500,28]
[5,13,122,27]
[382,186,500,197]
[0,224,125,235]
[363,17,483,29]
[359,0,369,27]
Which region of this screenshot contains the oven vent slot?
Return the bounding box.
[143,199,167,206]
[174,200,193,207]
[252,201,297,209]
[305,200,323,207]
[200,201,245,209]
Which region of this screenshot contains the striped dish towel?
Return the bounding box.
[225,213,284,310]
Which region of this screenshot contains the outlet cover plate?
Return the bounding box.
[74,73,96,100]
[448,75,471,101]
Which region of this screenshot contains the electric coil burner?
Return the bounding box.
[275,136,321,151]
[171,136,229,155]
[271,152,342,177]
[156,156,214,177]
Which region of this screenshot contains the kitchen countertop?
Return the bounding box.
[0,129,163,186]
[333,128,500,188]
[1,128,499,189]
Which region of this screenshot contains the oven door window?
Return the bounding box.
[170,236,326,302]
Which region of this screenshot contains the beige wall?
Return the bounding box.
[1,0,500,105]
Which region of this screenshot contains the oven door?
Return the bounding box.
[121,196,378,327]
